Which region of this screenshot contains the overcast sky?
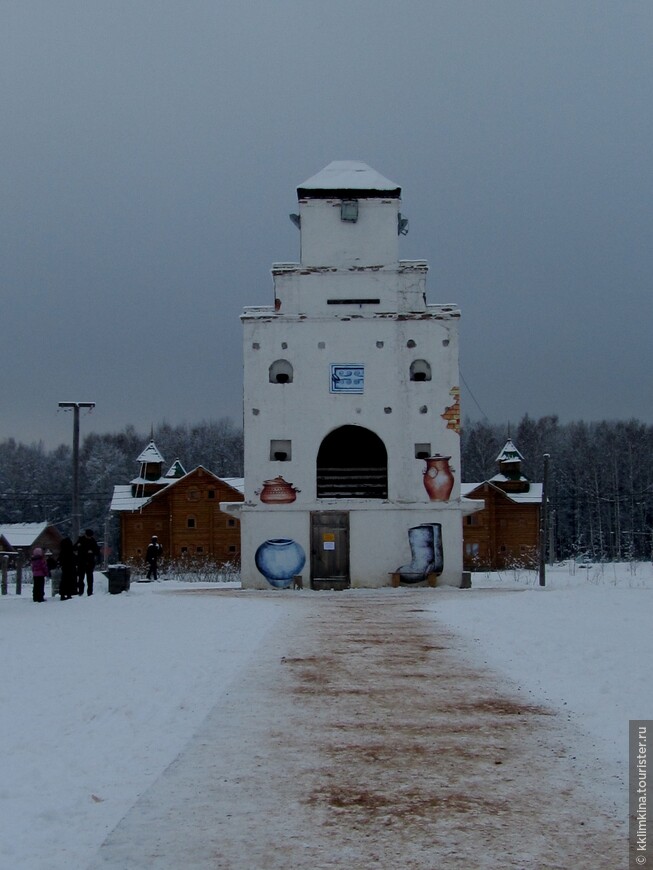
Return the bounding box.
[2,1,652,448]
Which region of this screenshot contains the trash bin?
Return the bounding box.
[50,567,62,596]
[107,564,131,594]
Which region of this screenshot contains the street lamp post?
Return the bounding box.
[539,453,550,587]
[58,402,95,542]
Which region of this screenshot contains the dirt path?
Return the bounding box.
[90,591,626,869]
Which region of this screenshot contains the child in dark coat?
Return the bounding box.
[31,547,49,603]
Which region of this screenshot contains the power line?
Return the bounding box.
[459,368,489,421]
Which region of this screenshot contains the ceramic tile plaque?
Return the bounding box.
[330,364,364,394]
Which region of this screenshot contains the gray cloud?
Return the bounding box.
[2,1,652,446]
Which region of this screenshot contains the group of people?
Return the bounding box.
[30,529,101,603]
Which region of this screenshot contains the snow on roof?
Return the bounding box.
[136,440,165,464]
[110,485,152,513]
[0,522,50,546]
[111,475,244,512]
[221,477,244,494]
[461,481,544,505]
[298,161,400,195]
[129,475,170,486]
[165,459,187,479]
[496,439,524,464]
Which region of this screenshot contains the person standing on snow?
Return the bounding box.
[31,547,49,603]
[75,529,100,596]
[57,536,77,600]
[145,535,163,580]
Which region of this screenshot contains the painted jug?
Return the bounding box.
[423,454,455,501]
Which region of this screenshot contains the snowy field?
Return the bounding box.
[0,562,650,868]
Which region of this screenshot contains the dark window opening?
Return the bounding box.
[410,360,432,382]
[269,359,293,384]
[270,440,291,461]
[415,443,431,459]
[208,490,215,499]
[327,298,380,305]
[317,425,388,499]
[187,517,196,529]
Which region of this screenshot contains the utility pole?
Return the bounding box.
[539,453,550,587]
[58,401,95,542]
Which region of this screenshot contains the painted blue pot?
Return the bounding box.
[255,538,306,589]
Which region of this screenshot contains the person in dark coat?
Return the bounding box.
[75,529,100,596]
[31,547,49,603]
[145,535,163,580]
[57,536,76,600]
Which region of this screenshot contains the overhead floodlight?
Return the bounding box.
[289,213,301,229]
[398,213,409,235]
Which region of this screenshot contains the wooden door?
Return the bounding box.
[310,512,350,590]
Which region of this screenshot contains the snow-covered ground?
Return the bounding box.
[0,562,650,868]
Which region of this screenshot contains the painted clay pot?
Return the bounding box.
[423,455,455,501]
[258,476,299,504]
[255,538,306,589]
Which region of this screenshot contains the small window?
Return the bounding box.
[228,545,236,553]
[227,518,236,528]
[270,439,291,461]
[340,200,358,222]
[187,516,196,529]
[180,547,188,555]
[465,543,479,556]
[208,490,215,499]
[269,359,293,384]
[410,360,432,382]
[196,546,204,554]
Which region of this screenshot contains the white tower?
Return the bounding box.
[229,161,473,589]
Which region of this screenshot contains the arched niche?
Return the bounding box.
[316,425,388,499]
[409,359,431,382]
[269,359,293,384]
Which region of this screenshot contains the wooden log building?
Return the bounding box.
[110,440,243,565]
[461,439,542,570]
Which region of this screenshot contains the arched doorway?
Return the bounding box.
[316,425,388,499]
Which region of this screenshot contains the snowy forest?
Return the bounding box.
[1,414,652,562]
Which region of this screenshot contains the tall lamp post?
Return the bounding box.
[58,402,95,542]
[539,453,550,587]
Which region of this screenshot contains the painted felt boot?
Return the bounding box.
[397,525,435,583]
[420,522,444,575]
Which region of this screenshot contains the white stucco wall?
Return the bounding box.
[298,197,400,267]
[242,313,461,504]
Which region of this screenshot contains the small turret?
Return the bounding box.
[294,161,403,268]
[491,439,530,493]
